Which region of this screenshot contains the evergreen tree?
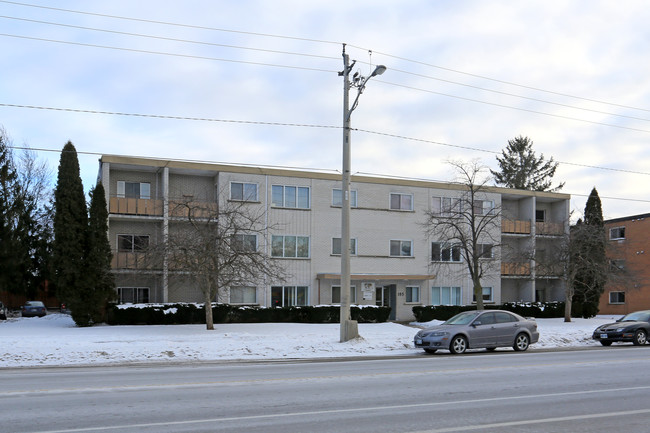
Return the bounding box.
[86,183,115,323]
[0,130,24,295]
[52,141,88,323]
[491,136,565,192]
[571,188,607,318]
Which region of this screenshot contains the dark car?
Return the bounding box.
[0,301,7,320]
[21,301,47,318]
[414,310,539,354]
[592,310,650,346]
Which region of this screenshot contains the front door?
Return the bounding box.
[376,285,396,320]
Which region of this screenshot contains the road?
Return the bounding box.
[2,347,650,433]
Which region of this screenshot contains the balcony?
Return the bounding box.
[109,197,163,216]
[169,200,218,219]
[112,252,151,270]
[501,262,531,276]
[502,219,531,235]
[536,222,565,236]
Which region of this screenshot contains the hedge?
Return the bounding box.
[106,303,391,325]
[412,301,565,322]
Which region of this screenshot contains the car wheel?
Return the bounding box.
[513,333,530,352]
[449,335,467,354]
[633,329,647,346]
[424,349,437,354]
[600,341,612,346]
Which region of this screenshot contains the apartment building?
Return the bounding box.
[99,155,570,321]
[598,213,650,315]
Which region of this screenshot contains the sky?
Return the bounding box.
[2,1,650,220]
[0,312,620,368]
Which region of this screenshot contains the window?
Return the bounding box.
[609,291,625,304]
[332,238,357,255]
[117,235,149,252]
[406,286,420,303]
[271,235,310,258]
[390,240,413,257]
[473,200,494,215]
[117,287,149,304]
[271,286,308,307]
[390,193,413,211]
[232,234,257,252]
[431,242,461,262]
[230,286,257,304]
[610,259,625,271]
[610,227,626,240]
[478,244,493,259]
[332,189,357,207]
[536,209,546,222]
[432,197,461,216]
[331,285,357,304]
[230,182,258,201]
[117,181,151,199]
[472,287,493,303]
[272,185,310,209]
[431,287,461,306]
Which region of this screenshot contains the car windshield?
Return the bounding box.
[26,301,44,307]
[444,311,481,325]
[620,312,650,322]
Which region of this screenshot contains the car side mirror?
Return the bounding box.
[472,320,482,327]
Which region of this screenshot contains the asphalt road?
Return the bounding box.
[2,347,650,433]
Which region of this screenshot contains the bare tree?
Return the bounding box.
[424,160,502,310]
[156,192,285,330]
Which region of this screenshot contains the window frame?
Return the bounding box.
[431,286,461,306]
[230,286,257,304]
[230,182,258,202]
[117,234,150,252]
[332,189,358,207]
[610,226,626,240]
[390,239,413,257]
[431,242,462,262]
[609,291,625,304]
[477,243,493,259]
[473,199,494,215]
[432,196,461,217]
[535,209,546,222]
[331,237,357,256]
[389,193,414,211]
[117,181,151,199]
[472,287,494,303]
[232,234,257,252]
[405,286,420,303]
[117,287,150,304]
[271,286,309,307]
[271,185,310,209]
[271,235,310,258]
[331,285,357,304]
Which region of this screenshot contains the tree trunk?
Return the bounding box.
[564,296,572,322]
[204,290,214,330]
[474,282,484,310]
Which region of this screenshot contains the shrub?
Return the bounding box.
[412,301,565,322]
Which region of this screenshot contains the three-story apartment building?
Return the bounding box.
[99,155,570,321]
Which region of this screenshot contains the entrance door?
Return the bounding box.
[376,285,396,320]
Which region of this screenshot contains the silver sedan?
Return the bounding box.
[414,310,539,354]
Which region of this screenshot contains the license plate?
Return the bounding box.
[600,334,608,339]
[416,339,422,345]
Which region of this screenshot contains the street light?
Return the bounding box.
[339,43,386,342]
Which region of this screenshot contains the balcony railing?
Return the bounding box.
[109,197,163,216]
[535,222,564,236]
[501,262,531,276]
[112,251,153,270]
[502,219,531,234]
[535,263,564,277]
[168,200,218,219]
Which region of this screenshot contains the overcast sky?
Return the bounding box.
[2,1,650,220]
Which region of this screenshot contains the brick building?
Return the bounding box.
[599,213,650,315]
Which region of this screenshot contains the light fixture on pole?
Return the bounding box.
[339,43,386,342]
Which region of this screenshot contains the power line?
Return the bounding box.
[0,0,341,45]
[5,0,649,116]
[376,80,650,135]
[0,15,340,61]
[0,33,337,73]
[3,102,650,178]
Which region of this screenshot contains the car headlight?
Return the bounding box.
[426,331,449,337]
[616,328,624,332]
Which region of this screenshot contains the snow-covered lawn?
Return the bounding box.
[0,313,620,368]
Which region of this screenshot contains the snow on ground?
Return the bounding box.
[0,313,621,368]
